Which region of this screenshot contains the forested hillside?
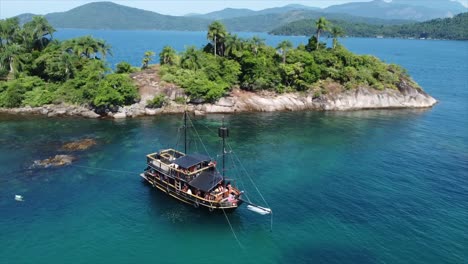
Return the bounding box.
[270,13,468,40]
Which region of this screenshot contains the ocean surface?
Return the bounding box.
[1,31,467,264]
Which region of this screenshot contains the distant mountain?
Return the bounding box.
[221,10,411,32]
[187,4,321,20]
[13,1,411,32]
[270,12,468,40]
[42,1,209,30]
[15,13,36,25]
[391,0,467,13]
[324,0,467,21]
[188,8,257,20]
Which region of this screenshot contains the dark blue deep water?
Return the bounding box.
[1,31,467,264]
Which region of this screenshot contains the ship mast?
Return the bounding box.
[183,111,188,154]
[218,117,229,178]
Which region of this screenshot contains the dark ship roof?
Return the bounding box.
[189,170,223,192]
[173,153,211,169]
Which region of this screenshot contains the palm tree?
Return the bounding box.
[224,34,243,58]
[0,43,24,77]
[315,17,329,50]
[95,39,112,59]
[249,36,265,56]
[331,26,345,49]
[207,21,227,57]
[141,51,155,69]
[0,17,20,48]
[159,46,177,65]
[276,40,293,64]
[23,16,55,51]
[63,36,111,59]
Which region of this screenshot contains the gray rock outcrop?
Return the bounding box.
[0,104,100,118]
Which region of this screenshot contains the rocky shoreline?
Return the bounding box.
[0,76,437,119]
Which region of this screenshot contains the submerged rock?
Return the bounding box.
[61,138,96,151]
[33,155,75,168]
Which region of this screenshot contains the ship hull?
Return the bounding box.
[140,173,242,212]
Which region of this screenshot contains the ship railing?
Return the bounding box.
[148,154,215,179]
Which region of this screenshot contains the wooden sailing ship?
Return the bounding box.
[141,112,270,213]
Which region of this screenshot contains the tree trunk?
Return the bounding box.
[214,35,217,57]
[9,57,14,74]
[316,31,320,50]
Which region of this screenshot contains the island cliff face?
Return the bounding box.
[189,82,436,113]
[0,69,437,118]
[120,68,437,118]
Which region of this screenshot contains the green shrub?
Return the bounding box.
[146,94,167,108]
[22,87,56,106]
[93,85,123,108]
[0,76,47,108]
[174,96,186,104]
[0,83,24,108]
[92,73,139,108]
[116,62,133,74]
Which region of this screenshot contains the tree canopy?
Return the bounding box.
[158,20,416,102]
[0,16,138,110]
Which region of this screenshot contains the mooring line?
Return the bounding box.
[69,164,140,175]
[222,208,244,250]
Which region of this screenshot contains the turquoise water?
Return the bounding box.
[1,32,468,263]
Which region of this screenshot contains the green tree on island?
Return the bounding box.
[159,46,177,66]
[224,34,243,59]
[0,43,24,77]
[63,36,111,59]
[180,46,201,70]
[331,26,345,49]
[141,51,155,69]
[248,36,265,56]
[207,21,227,57]
[0,16,138,110]
[23,16,55,51]
[315,17,330,50]
[276,40,293,64]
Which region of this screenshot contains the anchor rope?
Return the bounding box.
[195,117,272,230]
[227,141,273,231]
[69,164,140,174]
[222,208,244,249]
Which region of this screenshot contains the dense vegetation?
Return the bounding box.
[0,16,139,109]
[1,16,418,109]
[270,12,468,40]
[158,20,414,102]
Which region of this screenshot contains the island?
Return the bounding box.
[0,17,436,118]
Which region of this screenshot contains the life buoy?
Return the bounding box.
[208,206,214,212]
[193,201,199,208]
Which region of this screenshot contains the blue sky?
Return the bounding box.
[1,0,467,19]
